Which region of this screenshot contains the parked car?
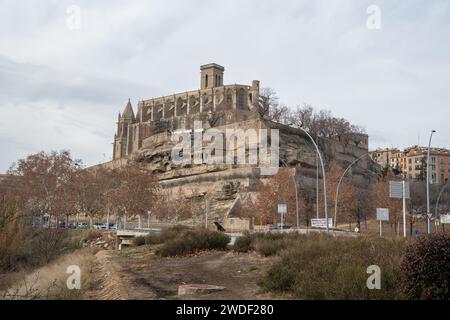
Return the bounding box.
[76,222,89,229]
[93,223,105,230]
[93,222,117,230]
[108,223,118,230]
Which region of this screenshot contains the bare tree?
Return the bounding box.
[289,104,366,140]
[257,87,279,119]
[8,150,82,226]
[110,164,160,222]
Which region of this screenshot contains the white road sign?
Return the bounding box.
[311,218,333,229]
[389,181,410,199]
[376,208,390,221]
[278,204,287,215]
[440,215,450,224]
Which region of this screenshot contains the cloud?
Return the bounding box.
[0,0,449,171]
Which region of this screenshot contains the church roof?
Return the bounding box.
[121,99,135,120]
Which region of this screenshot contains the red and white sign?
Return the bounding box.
[311,218,333,229]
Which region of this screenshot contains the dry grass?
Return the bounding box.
[1,248,96,300]
[258,234,410,299]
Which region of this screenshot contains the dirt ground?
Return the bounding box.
[85,247,277,300]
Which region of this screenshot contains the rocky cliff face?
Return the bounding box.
[112,118,379,224]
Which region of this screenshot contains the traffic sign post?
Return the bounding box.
[389,181,410,238]
[440,214,450,224]
[376,208,389,237]
[278,204,287,231]
[147,210,151,228]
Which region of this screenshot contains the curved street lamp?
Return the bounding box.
[280,159,299,228]
[435,179,449,224]
[426,130,436,234]
[296,128,329,231]
[333,152,373,228]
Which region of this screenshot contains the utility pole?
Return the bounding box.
[403,180,407,238]
[293,173,299,228]
[334,152,371,228]
[298,128,329,232]
[280,160,300,229]
[316,137,319,219]
[205,197,209,229]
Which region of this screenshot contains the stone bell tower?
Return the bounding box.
[200,63,224,89]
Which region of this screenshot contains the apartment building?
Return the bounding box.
[371,146,450,184]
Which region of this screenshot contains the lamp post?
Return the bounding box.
[316,141,319,219]
[426,130,436,234]
[333,152,372,228]
[297,128,329,231]
[435,180,449,226]
[280,159,299,229]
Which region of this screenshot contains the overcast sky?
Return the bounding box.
[0,0,449,171]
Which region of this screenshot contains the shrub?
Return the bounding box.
[233,232,254,253]
[139,225,191,246]
[233,232,302,256]
[260,235,408,299]
[400,233,450,300]
[4,228,82,271]
[254,237,290,257]
[134,236,146,246]
[159,225,190,242]
[144,233,162,245]
[23,229,81,265]
[156,229,230,257]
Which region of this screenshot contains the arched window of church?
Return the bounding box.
[205,75,209,88]
[238,89,246,110]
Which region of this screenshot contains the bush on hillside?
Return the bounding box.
[156,228,230,257]
[400,233,450,300]
[260,235,408,299]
